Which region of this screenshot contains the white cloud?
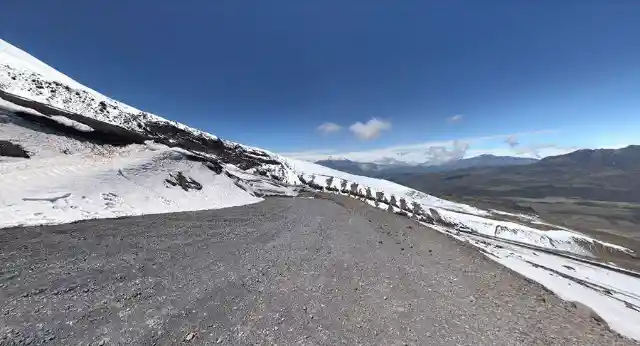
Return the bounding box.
[281,139,469,164]
[280,129,558,164]
[316,122,342,134]
[464,146,576,159]
[448,114,463,123]
[514,144,577,159]
[503,135,578,158]
[422,140,470,164]
[349,118,391,141]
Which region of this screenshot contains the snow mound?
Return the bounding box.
[50,115,93,132]
[0,99,295,228]
[0,145,262,228]
[0,96,43,116]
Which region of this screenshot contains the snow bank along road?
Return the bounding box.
[1,195,633,346]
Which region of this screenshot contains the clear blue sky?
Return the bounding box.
[1,1,639,162]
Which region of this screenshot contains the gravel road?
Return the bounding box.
[0,194,634,345]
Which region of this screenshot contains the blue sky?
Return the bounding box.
[1,1,639,163]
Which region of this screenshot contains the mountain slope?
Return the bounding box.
[438,154,538,170]
[314,159,387,176]
[317,154,537,177]
[0,38,223,144]
[2,37,640,339]
[389,146,640,202]
[0,39,90,91]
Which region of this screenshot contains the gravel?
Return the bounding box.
[0,194,635,345]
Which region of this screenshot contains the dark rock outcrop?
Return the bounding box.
[165,172,203,191]
[0,140,29,158]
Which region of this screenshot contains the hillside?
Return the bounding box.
[387,146,640,203]
[317,154,537,177]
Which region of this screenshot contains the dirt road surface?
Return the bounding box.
[0,195,634,345]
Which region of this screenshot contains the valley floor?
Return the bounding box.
[1,196,632,345]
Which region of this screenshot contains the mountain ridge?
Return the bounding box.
[387,145,640,202]
[316,154,538,177]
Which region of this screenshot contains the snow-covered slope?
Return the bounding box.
[0,142,263,227]
[0,38,218,142]
[0,39,90,92]
[2,37,640,341]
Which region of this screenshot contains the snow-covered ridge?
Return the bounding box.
[0,39,90,92]
[2,37,640,341]
[0,38,218,142]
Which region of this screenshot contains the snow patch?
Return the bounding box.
[50,115,94,132]
[0,146,262,228]
[0,97,43,116]
[281,156,487,215]
[486,239,640,340]
[437,209,632,256]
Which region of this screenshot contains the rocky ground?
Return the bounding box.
[0,195,634,345]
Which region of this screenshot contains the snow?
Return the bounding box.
[1,102,263,228]
[0,38,91,92]
[0,38,218,142]
[1,100,116,158]
[2,36,640,341]
[225,165,299,197]
[435,208,631,256]
[1,97,93,133]
[477,233,640,340]
[0,146,262,228]
[0,100,280,229]
[544,229,634,254]
[50,115,94,132]
[144,140,170,151]
[425,223,640,340]
[499,260,640,339]
[0,97,44,115]
[280,156,488,215]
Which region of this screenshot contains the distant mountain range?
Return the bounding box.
[315,154,538,177]
[386,145,640,202]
